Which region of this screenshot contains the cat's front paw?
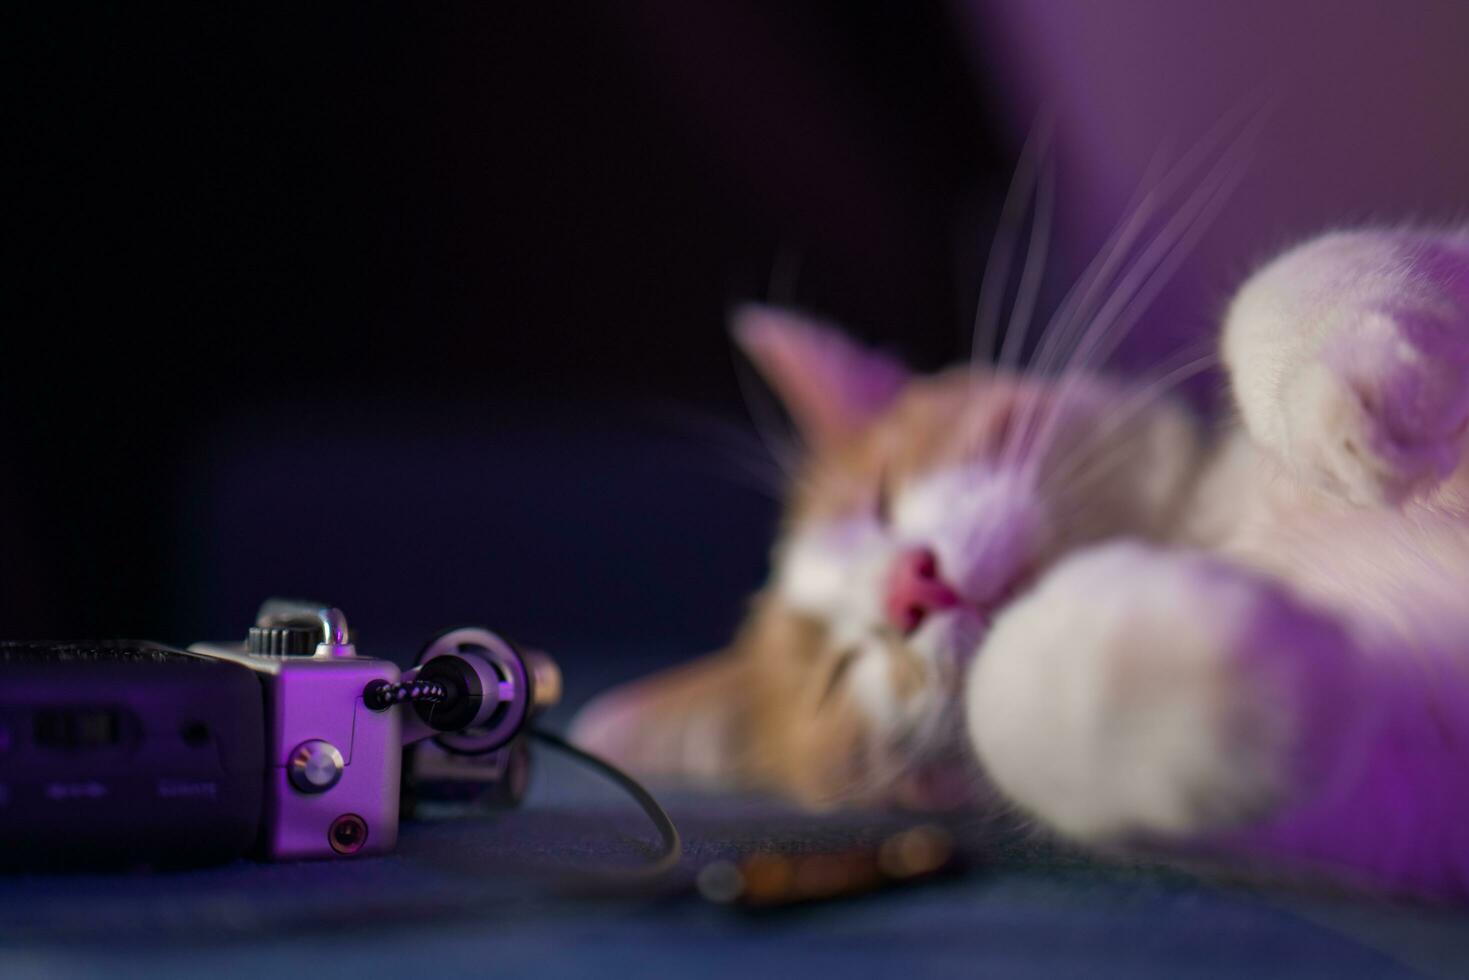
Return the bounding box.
[1278,319,1469,505]
[965,543,1361,843]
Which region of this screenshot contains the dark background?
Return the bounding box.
[5,3,1005,651]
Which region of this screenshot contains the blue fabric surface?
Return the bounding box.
[5,690,1468,979]
[4,774,1468,978]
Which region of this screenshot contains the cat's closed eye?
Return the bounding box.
[874,467,894,527]
[818,649,858,708]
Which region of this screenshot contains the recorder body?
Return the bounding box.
[188,603,403,859]
[0,599,558,867]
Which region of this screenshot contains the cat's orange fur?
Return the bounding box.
[576,330,1198,807]
[575,226,1469,898]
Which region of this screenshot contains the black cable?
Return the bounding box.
[529,728,683,879]
[363,678,449,711]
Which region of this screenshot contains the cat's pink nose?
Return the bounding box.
[885,547,960,635]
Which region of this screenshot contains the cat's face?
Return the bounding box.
[572,306,1198,807]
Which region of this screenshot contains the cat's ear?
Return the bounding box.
[733,305,908,449]
[568,651,752,789]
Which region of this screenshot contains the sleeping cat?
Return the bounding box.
[573,225,1469,899]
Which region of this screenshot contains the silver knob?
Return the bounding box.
[288,739,344,793]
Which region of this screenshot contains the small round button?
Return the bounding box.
[288,739,344,793]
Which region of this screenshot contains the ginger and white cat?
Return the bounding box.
[574,226,1469,899]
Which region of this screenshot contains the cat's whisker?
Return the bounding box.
[1024,144,1174,380]
[995,131,1058,376]
[998,215,1161,476]
[1061,123,1259,379]
[1028,176,1245,493]
[948,462,1041,574]
[657,409,799,494]
[708,453,791,501]
[1027,94,1269,381]
[730,349,804,480]
[1062,99,1272,382]
[767,241,805,308]
[681,449,794,504]
[1040,349,1219,494]
[985,153,1055,476]
[1018,115,1262,481]
[1043,405,1214,535]
[652,407,830,515]
[997,383,1055,478]
[662,409,785,459]
[971,114,1055,367]
[1001,99,1266,480]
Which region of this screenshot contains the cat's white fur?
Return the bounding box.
[576,225,1469,895]
[769,227,1469,889]
[778,462,1031,728]
[968,543,1320,838]
[779,520,909,727]
[963,227,1469,893]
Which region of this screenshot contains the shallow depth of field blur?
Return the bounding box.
[7,0,1468,680]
